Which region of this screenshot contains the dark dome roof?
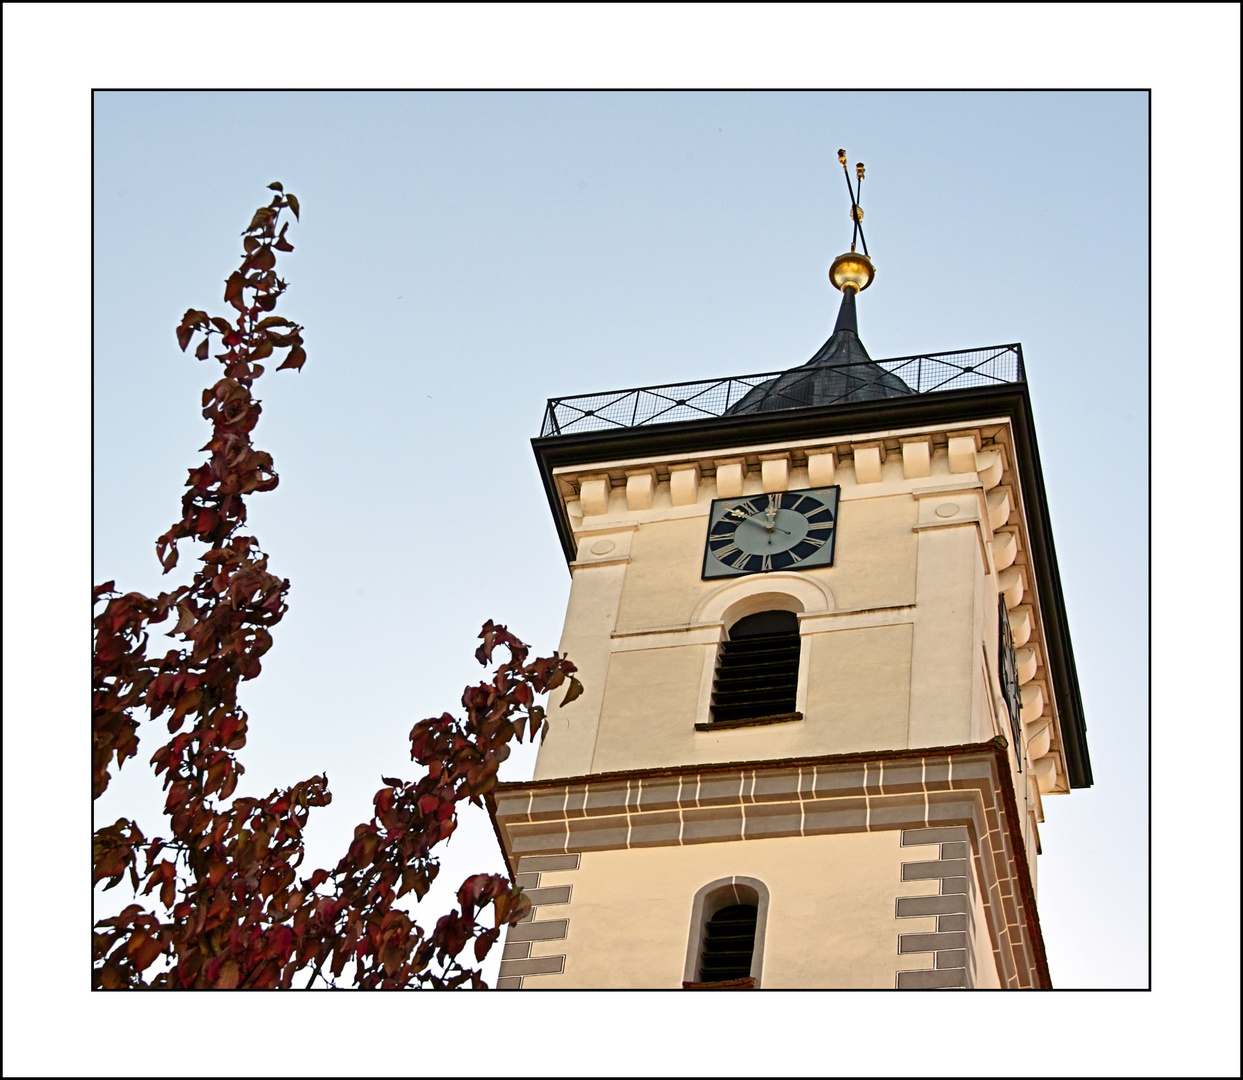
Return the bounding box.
[727,288,912,415]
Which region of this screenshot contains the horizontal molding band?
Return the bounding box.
[493,748,1006,828]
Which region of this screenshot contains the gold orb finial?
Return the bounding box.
[829,250,875,293]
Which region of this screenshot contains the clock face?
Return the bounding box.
[702,486,840,579]
[998,597,1022,766]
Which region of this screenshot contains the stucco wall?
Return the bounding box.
[615,516,711,633]
[816,491,917,611]
[522,830,942,989]
[802,622,913,752]
[540,487,975,775]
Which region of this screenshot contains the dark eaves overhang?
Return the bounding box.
[531,381,1092,789]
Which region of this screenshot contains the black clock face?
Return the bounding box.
[702,487,839,579]
[998,597,1022,766]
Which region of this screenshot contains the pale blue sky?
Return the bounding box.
[4,5,1239,1077]
[92,88,1148,990]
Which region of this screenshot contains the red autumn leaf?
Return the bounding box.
[129,933,164,973]
[195,509,219,536]
[250,245,275,271]
[250,960,280,988]
[204,758,228,795]
[93,636,123,664]
[244,207,275,234]
[157,540,179,572]
[223,272,245,305]
[276,345,306,372]
[474,926,499,962]
[285,193,299,219]
[219,768,241,801]
[433,912,469,960]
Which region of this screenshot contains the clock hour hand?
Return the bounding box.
[735,514,791,536]
[762,498,795,536]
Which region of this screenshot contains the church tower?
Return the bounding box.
[489,154,1092,989]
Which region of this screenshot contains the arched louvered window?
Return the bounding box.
[698,904,758,983]
[683,877,768,988]
[710,610,801,726]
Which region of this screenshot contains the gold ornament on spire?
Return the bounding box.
[829,148,875,293]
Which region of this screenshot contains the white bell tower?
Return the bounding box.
[488,154,1090,988]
